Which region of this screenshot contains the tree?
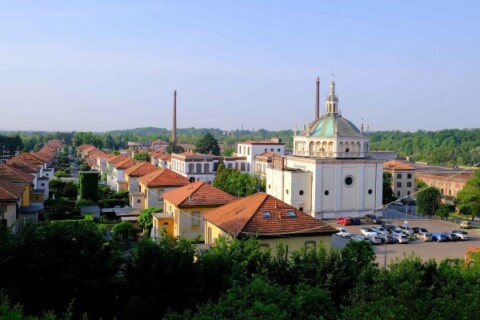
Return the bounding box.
[79,172,99,201]
[195,133,220,155]
[416,186,441,216]
[166,143,184,154]
[112,221,137,242]
[138,208,162,234]
[456,169,480,220]
[382,172,396,204]
[134,151,150,162]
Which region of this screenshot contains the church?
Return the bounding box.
[265,77,384,219]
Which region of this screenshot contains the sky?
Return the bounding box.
[1,0,479,133]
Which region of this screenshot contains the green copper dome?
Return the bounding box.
[308,114,363,138]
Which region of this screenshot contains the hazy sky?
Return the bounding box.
[1,0,479,133]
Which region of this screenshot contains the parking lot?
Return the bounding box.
[330,217,480,267]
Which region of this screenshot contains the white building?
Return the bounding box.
[236,139,285,174]
[266,78,383,219]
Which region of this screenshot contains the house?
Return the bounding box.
[236,139,286,174]
[124,162,159,209]
[138,168,189,210]
[170,152,219,183]
[416,172,473,203]
[0,179,24,232]
[104,155,129,189]
[202,192,337,255]
[111,157,137,192]
[383,160,416,201]
[159,181,236,240]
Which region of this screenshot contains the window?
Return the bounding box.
[324,190,329,196]
[299,190,304,195]
[368,189,373,194]
[207,227,213,244]
[196,163,202,173]
[286,189,289,195]
[397,182,402,187]
[299,207,303,212]
[188,163,194,173]
[263,211,272,218]
[137,199,141,204]
[397,191,400,197]
[204,163,209,173]
[407,174,412,179]
[287,210,296,218]
[397,173,402,179]
[41,183,45,187]
[189,177,195,183]
[345,176,353,186]
[240,163,246,171]
[305,241,316,250]
[277,148,281,152]
[407,191,411,196]
[192,212,201,228]
[407,182,412,187]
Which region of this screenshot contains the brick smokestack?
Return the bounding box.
[172,90,177,150]
[315,77,320,120]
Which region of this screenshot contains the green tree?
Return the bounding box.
[134,151,150,162]
[79,172,99,201]
[416,186,441,216]
[383,171,396,204]
[138,208,162,234]
[195,133,220,155]
[112,221,137,242]
[456,169,480,220]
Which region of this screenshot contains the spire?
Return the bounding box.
[325,74,338,115]
[315,77,320,120]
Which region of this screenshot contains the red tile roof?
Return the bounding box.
[138,168,189,188]
[0,164,34,184]
[0,179,24,202]
[114,158,137,170]
[6,157,40,174]
[106,155,129,164]
[124,162,159,177]
[164,181,236,208]
[383,160,415,171]
[203,193,336,238]
[17,153,44,166]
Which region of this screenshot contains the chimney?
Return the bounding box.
[315,77,320,120]
[172,90,177,150]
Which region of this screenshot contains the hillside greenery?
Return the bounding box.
[2,128,480,166]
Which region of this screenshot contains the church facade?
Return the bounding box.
[266,78,384,219]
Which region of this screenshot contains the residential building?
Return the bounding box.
[170,152,219,183]
[236,139,285,174]
[416,172,473,203]
[266,78,383,219]
[202,192,336,255]
[138,168,189,210]
[0,179,24,232]
[111,157,137,192]
[159,181,236,240]
[383,160,416,200]
[124,162,159,209]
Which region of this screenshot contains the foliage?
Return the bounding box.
[383,171,396,204]
[134,151,150,162]
[166,142,185,154]
[112,221,137,242]
[78,162,90,171]
[0,221,120,319]
[213,163,262,196]
[138,208,162,233]
[456,169,480,220]
[416,186,441,216]
[79,172,99,201]
[222,147,235,156]
[436,204,451,218]
[195,132,220,155]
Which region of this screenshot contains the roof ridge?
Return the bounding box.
[178,181,205,206]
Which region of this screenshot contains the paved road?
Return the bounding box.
[330,217,480,267]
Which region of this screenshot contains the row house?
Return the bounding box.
[416,172,472,203]
[155,181,236,240]
[111,157,137,192]
[170,152,218,183]
[103,155,129,190]
[124,162,159,207]
[0,179,24,232]
[135,168,189,210]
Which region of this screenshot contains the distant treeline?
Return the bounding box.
[2,128,479,166]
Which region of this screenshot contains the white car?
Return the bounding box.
[336,227,351,238]
[361,227,378,238]
[367,236,383,245]
[350,235,367,242]
[371,226,389,236]
[451,230,469,240]
[394,234,409,244]
[391,228,405,237]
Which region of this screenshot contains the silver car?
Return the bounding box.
[416,232,433,242]
[451,230,469,240]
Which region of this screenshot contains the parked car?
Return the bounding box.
[442,232,459,241]
[415,232,433,242]
[382,223,397,233]
[432,233,448,242]
[382,234,397,244]
[365,214,383,224]
[361,227,378,238]
[350,235,368,242]
[367,236,383,245]
[412,227,428,234]
[460,220,472,229]
[336,227,351,238]
[398,225,414,236]
[391,228,405,238]
[371,226,389,236]
[336,217,352,226]
[451,230,469,240]
[394,234,409,244]
[350,217,361,225]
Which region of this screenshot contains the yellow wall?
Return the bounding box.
[21,184,30,206]
[152,216,174,237]
[204,221,333,256]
